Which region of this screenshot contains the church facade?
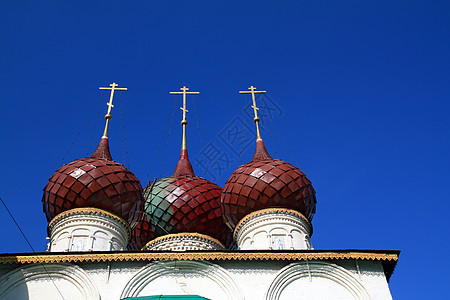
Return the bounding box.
[0,84,399,299]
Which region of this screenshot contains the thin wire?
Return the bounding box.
[58,92,104,169]
[146,180,170,235]
[87,95,103,156]
[119,91,130,168]
[192,94,205,151]
[238,95,247,165]
[160,96,177,178]
[0,196,66,300]
[260,94,278,158]
[145,96,177,182]
[261,94,303,172]
[151,218,171,235]
[1,196,35,252]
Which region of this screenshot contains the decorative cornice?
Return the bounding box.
[234,208,312,239]
[144,232,225,250]
[0,251,399,265]
[48,207,131,236]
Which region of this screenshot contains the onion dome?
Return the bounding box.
[143,149,231,244]
[42,83,144,226]
[220,86,317,230]
[138,86,232,247]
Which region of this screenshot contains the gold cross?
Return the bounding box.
[170,86,200,122]
[98,82,127,138]
[170,86,200,150]
[239,85,266,140]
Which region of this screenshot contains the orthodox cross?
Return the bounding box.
[99,82,127,138]
[239,85,266,140]
[170,86,200,150]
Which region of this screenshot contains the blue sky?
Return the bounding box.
[1,1,449,298]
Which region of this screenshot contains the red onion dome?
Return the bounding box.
[42,137,144,225]
[143,149,232,245]
[221,139,317,230]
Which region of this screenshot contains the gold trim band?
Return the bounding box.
[47,207,131,236]
[144,232,225,250]
[0,251,399,265]
[234,208,312,239]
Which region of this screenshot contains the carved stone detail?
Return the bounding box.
[144,232,225,251]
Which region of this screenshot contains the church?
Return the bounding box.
[0,83,399,299]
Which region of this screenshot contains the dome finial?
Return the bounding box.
[239,85,266,140]
[98,82,127,138]
[170,86,199,176]
[170,86,200,150]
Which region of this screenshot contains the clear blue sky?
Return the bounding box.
[1,1,449,299]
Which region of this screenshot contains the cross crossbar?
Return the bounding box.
[239,85,267,140]
[98,82,127,138]
[169,86,200,150]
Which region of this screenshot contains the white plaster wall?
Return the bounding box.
[217,260,284,300]
[119,260,245,299]
[0,259,394,300]
[2,277,85,300]
[334,260,394,300]
[0,264,100,300]
[80,261,146,300]
[281,276,355,299]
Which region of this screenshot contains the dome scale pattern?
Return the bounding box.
[129,216,156,250]
[142,149,233,246]
[221,140,317,230]
[42,138,144,225]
